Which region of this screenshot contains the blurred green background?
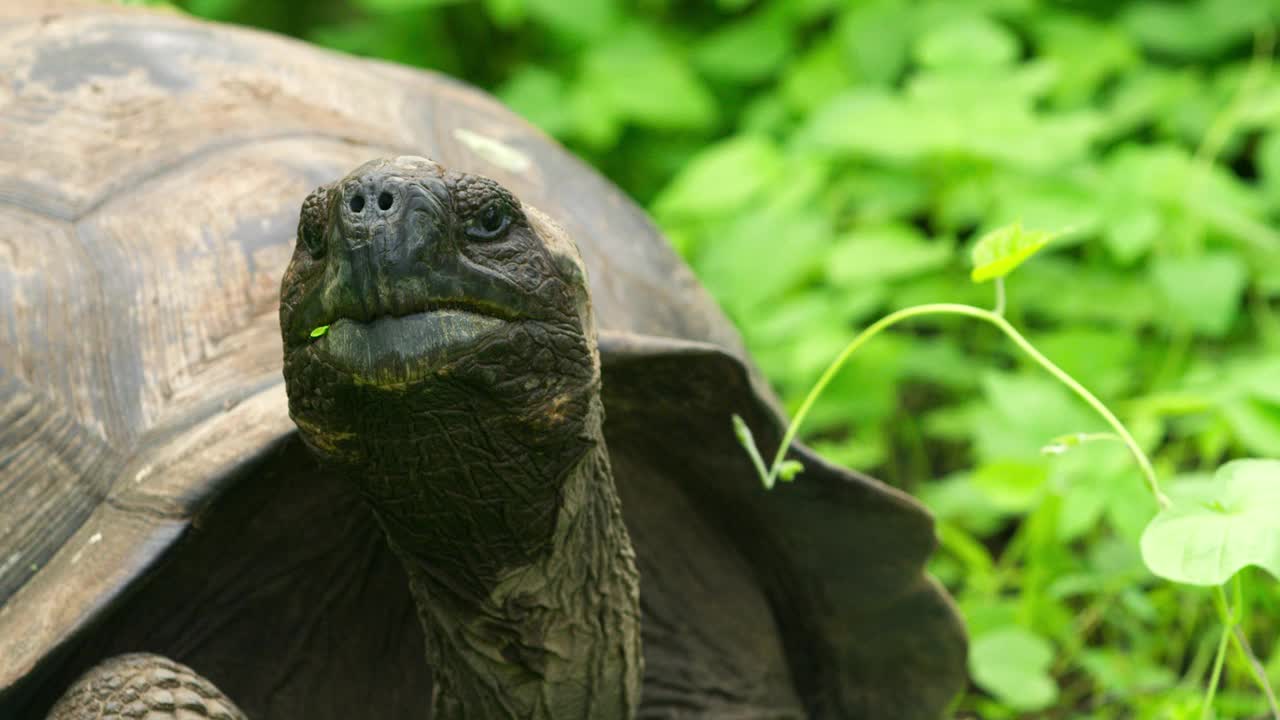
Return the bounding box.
[136,0,1280,716]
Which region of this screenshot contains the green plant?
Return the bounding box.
[736,223,1280,718]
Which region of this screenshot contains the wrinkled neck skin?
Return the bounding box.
[406,416,641,720]
[296,351,642,720]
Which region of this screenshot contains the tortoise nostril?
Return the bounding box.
[378,191,393,211]
[350,195,365,213]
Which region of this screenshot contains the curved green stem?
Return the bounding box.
[1203,588,1233,720]
[766,303,1171,508]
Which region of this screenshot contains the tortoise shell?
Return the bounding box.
[0,3,965,718]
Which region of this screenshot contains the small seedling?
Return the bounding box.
[310,324,330,338]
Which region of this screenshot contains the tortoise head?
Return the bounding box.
[279,156,598,470]
[279,158,641,716]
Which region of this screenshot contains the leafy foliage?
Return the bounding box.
[151,0,1280,716]
[1142,459,1280,586]
[970,626,1058,711]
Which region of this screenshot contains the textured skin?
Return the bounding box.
[279,158,642,719]
[47,654,245,720]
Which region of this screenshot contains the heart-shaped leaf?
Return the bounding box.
[970,221,1060,283]
[1140,459,1280,586]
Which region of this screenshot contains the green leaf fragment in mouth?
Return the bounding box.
[310,324,330,338]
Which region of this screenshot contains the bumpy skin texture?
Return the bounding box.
[278,157,643,719]
[46,654,245,720]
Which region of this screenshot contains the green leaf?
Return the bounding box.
[989,173,1101,241]
[1079,649,1178,695]
[1016,258,1160,327]
[895,338,983,391]
[481,0,525,27]
[807,434,886,472]
[1048,443,1134,542]
[1123,0,1269,59]
[498,66,570,137]
[969,221,1059,283]
[310,325,330,338]
[914,16,1019,69]
[653,135,783,218]
[935,521,996,589]
[834,1,911,86]
[972,461,1049,512]
[1221,399,1280,457]
[1140,459,1280,586]
[1032,328,1138,399]
[920,472,1007,536]
[779,40,851,113]
[565,79,622,150]
[969,372,1107,463]
[525,0,617,40]
[1101,203,1161,265]
[969,627,1059,711]
[694,205,829,318]
[804,81,1099,170]
[1105,466,1163,545]
[693,11,793,83]
[352,0,459,12]
[579,26,717,131]
[1033,15,1139,107]
[826,224,952,287]
[1150,252,1249,338]
[802,89,943,163]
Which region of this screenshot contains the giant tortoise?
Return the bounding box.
[0,3,966,718]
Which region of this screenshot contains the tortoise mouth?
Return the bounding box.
[308,307,508,385]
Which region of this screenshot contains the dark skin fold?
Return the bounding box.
[278,157,642,719]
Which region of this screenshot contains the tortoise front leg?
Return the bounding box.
[47,654,246,720]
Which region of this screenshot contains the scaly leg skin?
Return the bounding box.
[47,653,246,720]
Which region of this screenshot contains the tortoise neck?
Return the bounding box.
[353,396,642,720]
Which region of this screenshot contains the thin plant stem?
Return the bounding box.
[1225,576,1280,719]
[1203,586,1240,720]
[733,417,770,483]
[993,276,1006,316]
[765,303,1171,508]
[1184,628,1221,693]
[1231,627,1280,719]
[1203,620,1232,720]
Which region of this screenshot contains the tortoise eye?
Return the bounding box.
[466,202,511,241]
